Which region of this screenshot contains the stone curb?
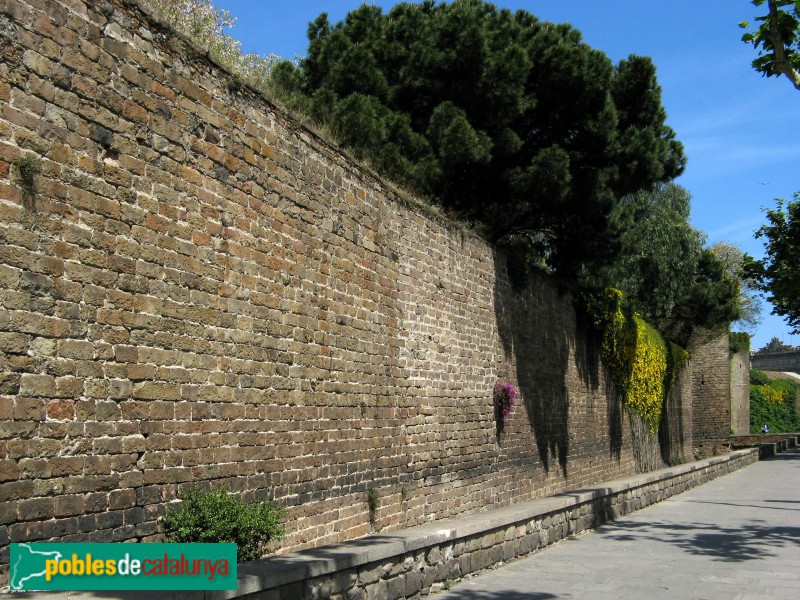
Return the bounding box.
[730,433,799,458]
[231,449,758,597]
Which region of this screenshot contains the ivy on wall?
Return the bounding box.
[584,288,689,432]
[729,331,751,355]
[749,369,800,433]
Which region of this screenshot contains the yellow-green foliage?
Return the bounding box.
[594,288,689,432]
[753,384,786,405]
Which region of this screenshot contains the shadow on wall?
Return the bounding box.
[658,369,689,466]
[492,252,623,474]
[578,328,625,463]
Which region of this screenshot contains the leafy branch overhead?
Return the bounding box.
[743,195,800,334]
[741,0,800,90]
[272,0,686,283]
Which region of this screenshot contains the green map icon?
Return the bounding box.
[10,543,63,591]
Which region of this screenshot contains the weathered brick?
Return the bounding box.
[18,497,58,521]
[113,345,138,363]
[46,399,75,420]
[0,459,20,482]
[18,374,55,398]
[13,397,45,421]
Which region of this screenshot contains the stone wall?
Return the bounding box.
[0,0,721,577]
[689,331,731,458]
[751,350,800,374]
[729,349,750,435]
[659,368,693,466]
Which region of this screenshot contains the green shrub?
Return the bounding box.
[163,485,284,562]
[770,378,798,403]
[749,377,800,434]
[366,487,379,526]
[749,368,770,386]
[13,155,42,200]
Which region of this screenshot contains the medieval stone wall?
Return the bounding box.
[689,332,731,458]
[729,349,750,435]
[0,0,717,575]
[751,350,800,374]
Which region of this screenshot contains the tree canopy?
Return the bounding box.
[709,241,764,334]
[744,195,800,333]
[273,0,686,282]
[741,0,800,90]
[582,183,740,346]
[757,336,798,352]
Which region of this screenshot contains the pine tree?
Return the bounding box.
[273,1,685,283]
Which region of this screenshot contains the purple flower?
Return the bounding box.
[493,382,516,426]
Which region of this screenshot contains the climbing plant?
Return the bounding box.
[583,288,689,433]
[749,376,800,433]
[729,331,751,354]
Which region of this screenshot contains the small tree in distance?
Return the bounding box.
[757,336,797,353]
[709,241,763,334]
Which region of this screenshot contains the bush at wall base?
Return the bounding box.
[163,485,285,562]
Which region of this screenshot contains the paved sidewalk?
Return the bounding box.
[436,448,800,600]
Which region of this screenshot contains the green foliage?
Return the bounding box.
[710,242,763,334]
[729,332,751,354]
[13,155,41,191]
[750,368,771,385]
[757,336,797,353]
[583,184,741,346]
[366,487,379,526]
[754,384,784,404]
[749,377,800,433]
[163,485,284,563]
[741,0,800,90]
[584,288,688,432]
[666,248,741,345]
[274,1,686,284]
[771,378,798,402]
[743,195,800,334]
[592,183,701,326]
[143,0,282,93]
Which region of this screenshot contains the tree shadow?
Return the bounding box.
[763,449,800,461]
[682,499,800,512]
[493,252,634,475]
[493,260,575,475]
[575,329,624,462]
[596,519,800,562]
[658,369,691,466]
[440,590,558,600]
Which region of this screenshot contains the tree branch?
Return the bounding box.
[766,0,800,90]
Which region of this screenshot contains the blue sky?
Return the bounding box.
[215,0,800,351]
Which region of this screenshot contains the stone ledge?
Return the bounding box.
[230,449,758,597]
[730,433,799,458]
[10,449,758,600]
[730,433,799,447]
